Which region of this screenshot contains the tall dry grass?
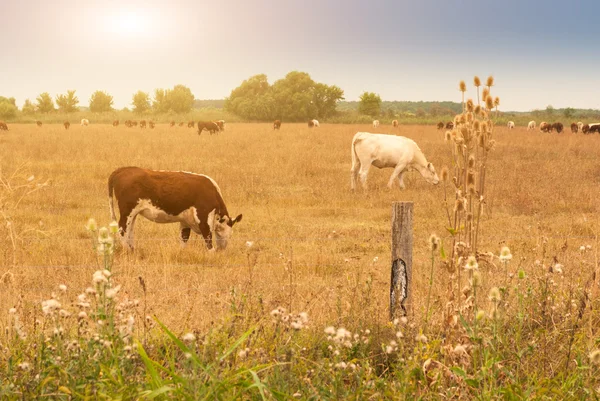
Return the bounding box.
[1,121,600,397]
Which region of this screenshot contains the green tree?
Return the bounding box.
[0,102,17,119]
[546,105,554,116]
[22,99,36,115]
[225,74,273,120]
[132,91,151,114]
[0,96,16,107]
[358,92,382,117]
[89,91,114,113]
[55,90,79,113]
[563,107,575,119]
[168,85,195,113]
[153,89,169,113]
[36,92,55,113]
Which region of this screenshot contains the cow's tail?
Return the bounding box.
[351,132,363,170]
[108,172,117,221]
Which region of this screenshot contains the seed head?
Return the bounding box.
[486,76,494,87]
[590,349,600,366]
[86,218,97,232]
[474,76,481,87]
[474,105,482,115]
[466,99,474,112]
[494,97,500,107]
[485,95,494,110]
[473,120,481,131]
[459,80,467,92]
[471,270,482,287]
[428,234,440,252]
[467,171,475,187]
[482,88,490,103]
[466,112,474,123]
[464,255,479,271]
[182,333,196,342]
[489,287,501,302]
[441,167,449,182]
[109,221,119,234]
[499,246,512,262]
[518,269,526,280]
[476,310,485,321]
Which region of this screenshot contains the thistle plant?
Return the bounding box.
[441,76,498,311]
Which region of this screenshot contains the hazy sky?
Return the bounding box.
[2,0,599,111]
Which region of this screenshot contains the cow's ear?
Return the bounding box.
[427,162,434,172]
[231,214,243,226]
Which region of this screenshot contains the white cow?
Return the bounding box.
[312,119,319,127]
[81,119,89,126]
[507,121,515,129]
[577,121,584,131]
[350,132,439,190]
[527,121,536,130]
[372,120,380,128]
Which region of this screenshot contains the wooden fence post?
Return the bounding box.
[390,202,413,320]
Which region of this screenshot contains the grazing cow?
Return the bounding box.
[0,121,8,131]
[216,120,225,131]
[445,122,454,129]
[198,121,219,135]
[539,122,551,133]
[350,132,439,190]
[187,121,195,128]
[437,122,444,130]
[132,121,138,127]
[588,123,600,133]
[312,119,320,127]
[373,120,380,128]
[392,120,399,127]
[113,120,119,127]
[552,122,564,133]
[582,124,590,134]
[179,122,184,127]
[36,121,43,127]
[81,119,89,126]
[527,121,536,130]
[139,120,147,129]
[308,120,315,128]
[577,122,584,131]
[273,120,281,130]
[507,121,515,129]
[64,121,70,130]
[108,166,242,251]
[571,123,578,133]
[148,121,155,129]
[170,121,176,127]
[124,120,132,128]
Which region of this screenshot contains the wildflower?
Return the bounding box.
[415,333,428,343]
[335,362,348,369]
[92,271,108,285]
[587,245,592,250]
[464,256,479,271]
[488,287,501,302]
[106,285,121,299]
[471,270,482,287]
[293,392,302,399]
[453,344,467,356]
[109,221,119,234]
[552,263,563,274]
[58,284,67,292]
[78,311,87,319]
[182,333,196,342]
[18,362,30,371]
[86,218,97,231]
[589,349,600,366]
[85,287,96,295]
[499,246,512,262]
[238,348,250,359]
[27,175,35,182]
[184,352,192,359]
[476,310,485,321]
[123,345,132,352]
[41,299,61,315]
[396,331,404,339]
[291,321,303,330]
[428,234,440,252]
[518,269,526,280]
[324,326,336,335]
[59,309,70,318]
[9,308,16,314]
[298,312,308,323]
[98,227,109,239]
[399,317,408,325]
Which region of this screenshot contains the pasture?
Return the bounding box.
[2,122,600,397]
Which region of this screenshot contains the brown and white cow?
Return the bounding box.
[582,124,590,134]
[570,122,578,133]
[187,121,195,128]
[36,121,43,127]
[198,121,219,134]
[0,121,8,131]
[108,167,242,250]
[179,122,185,127]
[81,119,89,126]
[140,120,147,129]
[170,121,176,127]
[308,120,315,128]
[539,122,551,133]
[149,121,155,129]
[589,123,600,133]
[273,120,282,130]
[392,120,399,127]
[552,122,564,133]
[437,122,444,130]
[64,121,70,130]
[113,120,119,127]
[215,120,225,131]
[445,122,454,129]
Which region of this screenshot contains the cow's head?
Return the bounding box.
[423,162,440,185]
[214,214,243,250]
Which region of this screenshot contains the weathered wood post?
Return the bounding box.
[390,202,413,320]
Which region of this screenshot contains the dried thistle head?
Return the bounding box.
[468,154,475,168]
[459,114,467,124]
[485,95,494,110]
[474,76,481,87]
[459,80,467,92]
[454,115,461,125]
[481,121,489,132]
[486,76,494,87]
[466,99,474,112]
[474,105,482,115]
[473,120,481,132]
[494,96,500,107]
[467,171,475,186]
[444,131,452,142]
[441,166,449,182]
[482,87,490,102]
[466,112,474,123]
[466,212,473,222]
[454,199,465,213]
[478,134,485,148]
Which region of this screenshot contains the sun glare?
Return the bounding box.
[105,10,152,38]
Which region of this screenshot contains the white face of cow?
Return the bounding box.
[214,214,243,250]
[424,162,440,185]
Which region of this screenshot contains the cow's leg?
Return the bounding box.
[180,224,191,247]
[117,202,141,250]
[358,163,371,190]
[388,163,407,189]
[397,171,406,189]
[198,222,214,251]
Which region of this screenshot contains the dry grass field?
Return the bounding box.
[2,122,600,397]
[2,122,599,327]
